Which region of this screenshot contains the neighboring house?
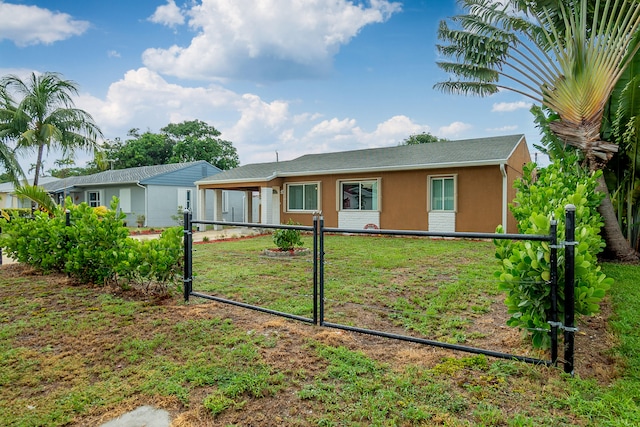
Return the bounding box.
[40,161,246,227]
[0,177,61,209]
[195,134,531,233]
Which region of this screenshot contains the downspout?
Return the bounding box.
[136,182,147,227]
[500,164,508,233]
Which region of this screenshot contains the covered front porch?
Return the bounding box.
[195,183,282,230]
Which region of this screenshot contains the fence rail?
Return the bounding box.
[183,206,577,373]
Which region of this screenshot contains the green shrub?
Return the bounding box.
[0,208,31,218]
[63,199,131,284]
[0,196,183,294]
[494,156,613,348]
[117,226,183,294]
[273,220,303,251]
[0,209,71,271]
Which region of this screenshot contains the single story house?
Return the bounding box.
[195,134,531,233]
[40,161,248,227]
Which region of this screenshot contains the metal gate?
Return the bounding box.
[183,205,578,373]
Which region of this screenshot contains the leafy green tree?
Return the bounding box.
[435,0,640,260]
[106,129,173,169]
[163,119,239,170]
[0,72,102,187]
[102,121,239,170]
[402,132,447,145]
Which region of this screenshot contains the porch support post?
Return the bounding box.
[245,191,253,223]
[213,189,223,230]
[260,187,273,224]
[197,187,207,231]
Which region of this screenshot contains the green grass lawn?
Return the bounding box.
[0,234,638,426]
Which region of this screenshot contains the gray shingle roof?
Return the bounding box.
[42,161,208,192]
[0,176,60,192]
[198,134,526,184]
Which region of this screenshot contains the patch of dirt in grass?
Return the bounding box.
[0,263,620,426]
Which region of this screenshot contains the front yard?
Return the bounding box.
[0,235,638,426]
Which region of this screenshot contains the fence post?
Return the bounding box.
[564,204,576,375]
[183,209,193,302]
[319,216,325,326]
[313,216,318,325]
[549,219,558,366]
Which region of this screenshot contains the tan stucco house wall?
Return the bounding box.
[196,135,531,234]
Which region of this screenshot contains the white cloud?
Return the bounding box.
[107,50,121,58]
[142,0,402,81]
[491,100,532,112]
[148,0,185,28]
[438,121,473,137]
[74,68,432,166]
[486,125,518,132]
[0,1,89,46]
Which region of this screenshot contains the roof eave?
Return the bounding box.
[195,160,508,185]
[196,172,278,186]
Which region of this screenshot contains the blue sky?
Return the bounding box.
[0,0,543,172]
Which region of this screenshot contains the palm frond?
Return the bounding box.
[14,185,58,215]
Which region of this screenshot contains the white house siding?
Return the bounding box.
[146,186,185,227]
[428,211,456,232]
[338,211,380,229]
[121,186,146,226]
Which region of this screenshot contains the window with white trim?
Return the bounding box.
[87,191,101,208]
[287,183,319,212]
[429,176,455,211]
[340,180,379,211]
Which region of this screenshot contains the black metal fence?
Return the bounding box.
[183,206,578,373]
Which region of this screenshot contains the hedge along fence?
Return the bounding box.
[0,197,183,294]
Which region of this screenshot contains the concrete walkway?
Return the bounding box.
[99,406,171,427]
[131,226,264,242]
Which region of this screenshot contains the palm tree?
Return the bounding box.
[602,50,640,251]
[0,87,26,184]
[434,0,640,260]
[0,72,102,187]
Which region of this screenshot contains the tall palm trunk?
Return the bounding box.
[549,121,639,260]
[596,175,639,261]
[33,143,44,187]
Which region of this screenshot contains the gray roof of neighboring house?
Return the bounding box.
[197,134,527,184]
[42,161,211,193]
[0,176,60,192]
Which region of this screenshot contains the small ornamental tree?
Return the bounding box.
[494,155,613,348]
[273,220,303,251]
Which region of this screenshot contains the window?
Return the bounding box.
[341,180,378,211]
[287,183,319,211]
[87,191,101,208]
[430,176,455,211]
